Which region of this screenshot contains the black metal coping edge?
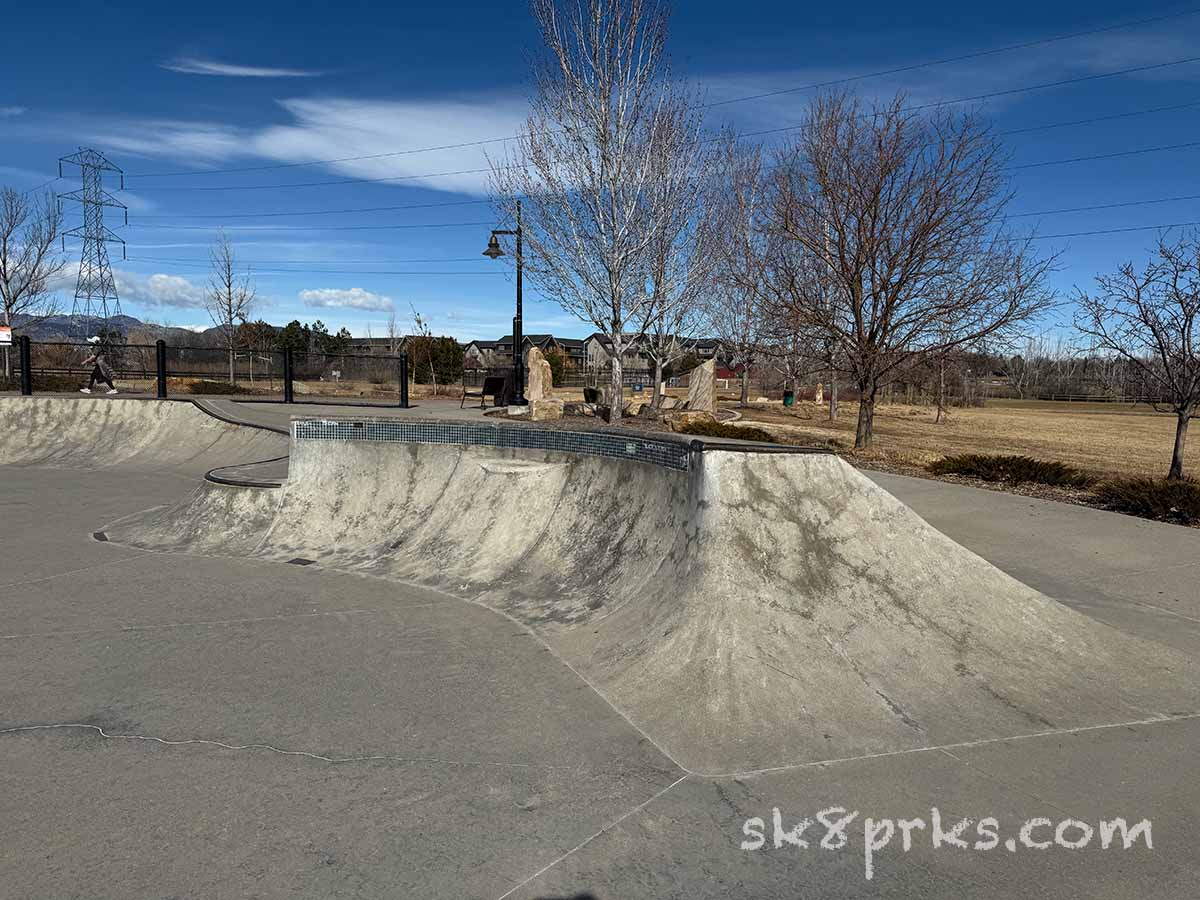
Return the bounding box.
[204,456,290,489]
[188,399,290,436]
[292,415,832,473]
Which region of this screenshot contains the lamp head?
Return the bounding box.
[483,234,505,259]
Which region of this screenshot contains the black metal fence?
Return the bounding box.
[2,339,414,407]
[463,367,658,389]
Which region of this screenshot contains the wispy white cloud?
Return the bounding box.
[86,118,247,164]
[0,106,26,117]
[248,96,527,194]
[161,57,322,78]
[300,287,393,311]
[75,93,526,194]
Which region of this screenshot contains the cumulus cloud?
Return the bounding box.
[300,287,393,311]
[46,263,208,311]
[116,271,208,309]
[161,57,322,78]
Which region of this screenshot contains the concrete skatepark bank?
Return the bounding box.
[5,398,1190,775]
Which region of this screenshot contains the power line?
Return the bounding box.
[1010,194,1200,217]
[740,54,1200,141]
[132,165,499,192]
[1032,220,1200,239]
[126,99,1200,224]
[127,255,487,265]
[124,5,1200,180]
[705,6,1200,108]
[137,198,490,220]
[130,54,1200,194]
[123,257,498,276]
[125,220,493,232]
[20,177,60,196]
[1010,140,1200,171]
[998,99,1200,135]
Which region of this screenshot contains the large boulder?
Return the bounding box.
[529,398,564,421]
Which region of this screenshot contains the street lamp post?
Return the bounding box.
[483,199,527,406]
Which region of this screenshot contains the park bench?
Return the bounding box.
[462,375,509,409]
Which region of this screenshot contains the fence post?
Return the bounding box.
[155,340,167,399]
[18,335,32,396]
[398,352,410,408]
[283,347,295,404]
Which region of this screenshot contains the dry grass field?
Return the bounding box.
[734,399,1198,481]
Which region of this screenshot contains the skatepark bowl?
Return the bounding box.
[2,395,1199,899]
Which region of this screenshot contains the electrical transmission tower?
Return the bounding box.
[58,148,127,337]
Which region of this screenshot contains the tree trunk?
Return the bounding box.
[609,356,624,422]
[652,358,664,409]
[854,380,876,449]
[1169,412,1190,481]
[829,376,838,421]
[739,368,749,407]
[935,359,947,424]
[1,309,9,380]
[228,345,235,385]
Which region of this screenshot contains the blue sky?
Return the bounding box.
[4,0,1200,339]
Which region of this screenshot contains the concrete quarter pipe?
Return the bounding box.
[73,405,1200,776]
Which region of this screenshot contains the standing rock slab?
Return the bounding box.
[686,359,716,413]
[525,346,554,402]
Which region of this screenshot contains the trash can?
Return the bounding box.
[782,390,795,407]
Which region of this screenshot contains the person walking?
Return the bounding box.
[80,336,118,395]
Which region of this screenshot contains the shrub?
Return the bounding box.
[1092,477,1200,525]
[545,347,569,387]
[186,379,253,395]
[928,453,1094,487]
[1,374,83,392]
[409,336,464,385]
[676,419,776,443]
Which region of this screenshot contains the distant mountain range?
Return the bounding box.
[12,314,220,345]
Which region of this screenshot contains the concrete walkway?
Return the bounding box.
[866,471,1200,653]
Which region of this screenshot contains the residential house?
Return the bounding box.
[463,339,502,369]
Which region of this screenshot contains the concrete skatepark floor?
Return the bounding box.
[2,398,1199,899]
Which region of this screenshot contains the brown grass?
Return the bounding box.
[733,398,1197,481]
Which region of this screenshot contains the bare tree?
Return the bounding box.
[490,0,707,421]
[639,133,717,408]
[409,304,438,394]
[0,188,67,377]
[385,309,403,355]
[708,136,774,407]
[206,231,255,384]
[766,92,1056,448]
[1076,233,1200,480]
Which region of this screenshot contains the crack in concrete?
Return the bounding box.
[493,773,690,900]
[0,723,589,772]
[936,747,1077,819]
[4,552,149,588]
[0,607,422,640]
[707,712,1200,779]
